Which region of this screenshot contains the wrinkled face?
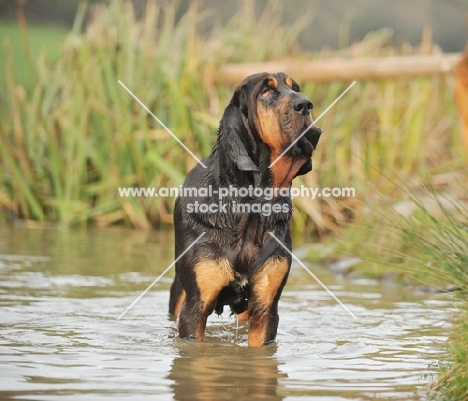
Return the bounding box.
[225,72,321,187]
[235,72,320,187]
[250,72,314,157]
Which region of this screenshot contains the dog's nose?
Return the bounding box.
[292,98,313,115]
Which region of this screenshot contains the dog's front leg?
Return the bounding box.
[248,258,290,347]
[178,292,213,340]
[178,259,233,340]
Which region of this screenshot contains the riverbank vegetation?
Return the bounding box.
[0,0,462,231]
[397,185,467,400]
[306,172,468,399]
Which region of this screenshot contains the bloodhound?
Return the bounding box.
[169,72,321,347]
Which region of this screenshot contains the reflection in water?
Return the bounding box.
[169,342,285,401]
[0,226,455,400]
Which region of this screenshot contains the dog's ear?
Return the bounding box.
[235,155,259,171]
[219,85,259,172]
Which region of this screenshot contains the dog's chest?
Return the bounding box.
[228,214,276,272]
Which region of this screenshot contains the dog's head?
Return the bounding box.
[218,72,321,187]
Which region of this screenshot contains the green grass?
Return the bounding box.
[304,205,459,288]
[435,309,468,400]
[438,308,468,400]
[0,21,69,88]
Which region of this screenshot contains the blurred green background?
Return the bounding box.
[1,0,466,91]
[0,0,466,232]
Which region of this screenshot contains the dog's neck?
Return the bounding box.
[269,154,309,188]
[213,123,307,190]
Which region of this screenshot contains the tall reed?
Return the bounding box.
[0,0,460,230]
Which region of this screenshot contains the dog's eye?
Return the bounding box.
[261,86,278,98]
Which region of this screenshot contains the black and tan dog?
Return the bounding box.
[169,72,321,347]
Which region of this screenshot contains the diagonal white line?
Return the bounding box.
[268,231,357,319]
[269,81,356,168]
[118,80,207,168]
[117,232,206,320]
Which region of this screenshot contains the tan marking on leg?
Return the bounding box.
[251,257,289,306]
[248,258,289,347]
[193,259,234,339]
[194,259,234,309]
[248,322,266,347]
[173,289,186,316]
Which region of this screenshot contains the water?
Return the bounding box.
[0,226,454,400]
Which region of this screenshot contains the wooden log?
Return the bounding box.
[218,54,462,85]
[454,50,468,159]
